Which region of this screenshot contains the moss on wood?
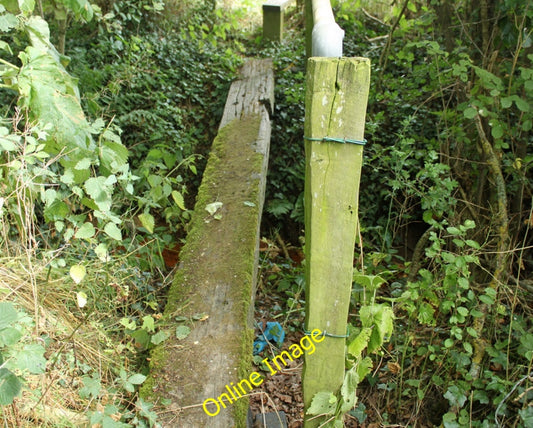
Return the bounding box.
[141,113,267,427]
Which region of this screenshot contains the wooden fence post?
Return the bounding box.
[262,0,294,42]
[302,57,370,426]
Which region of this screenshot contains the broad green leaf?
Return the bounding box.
[120,317,136,330]
[306,391,337,415]
[0,302,18,329]
[463,107,477,119]
[58,0,94,21]
[69,264,86,284]
[446,226,461,236]
[74,157,92,170]
[519,407,533,425]
[356,356,373,380]
[491,123,503,139]
[84,177,112,211]
[74,222,95,240]
[15,343,46,374]
[150,330,169,345]
[0,12,18,32]
[141,316,155,333]
[444,385,467,408]
[130,329,150,349]
[18,0,35,13]
[43,199,69,222]
[0,368,21,405]
[0,327,22,347]
[76,291,87,308]
[205,201,223,215]
[352,273,386,293]
[0,133,18,151]
[128,373,146,385]
[501,96,513,108]
[17,22,95,179]
[175,325,191,340]
[99,140,128,173]
[515,97,530,112]
[172,191,186,210]
[94,243,109,262]
[138,213,154,234]
[456,306,469,317]
[79,374,101,399]
[360,304,394,354]
[104,222,122,241]
[347,327,372,359]
[340,367,359,412]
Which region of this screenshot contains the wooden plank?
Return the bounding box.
[302,57,371,427]
[142,59,274,427]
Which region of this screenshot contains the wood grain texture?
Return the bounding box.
[302,57,370,426]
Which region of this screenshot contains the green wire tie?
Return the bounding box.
[303,328,349,339]
[304,136,368,146]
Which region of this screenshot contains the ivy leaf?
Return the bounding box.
[306,391,337,415]
[0,368,22,405]
[138,213,154,234]
[444,385,467,408]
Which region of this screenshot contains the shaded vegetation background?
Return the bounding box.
[0,0,531,426]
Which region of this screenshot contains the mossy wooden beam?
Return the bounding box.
[141,59,274,427]
[302,57,370,426]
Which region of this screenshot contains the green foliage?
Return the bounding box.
[254,35,306,237]
[0,302,46,405]
[307,273,393,426]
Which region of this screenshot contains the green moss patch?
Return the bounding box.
[141,113,267,427]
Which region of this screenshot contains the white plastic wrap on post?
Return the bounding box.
[311,0,344,57]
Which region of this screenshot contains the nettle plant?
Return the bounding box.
[0,1,174,245]
[307,273,394,426]
[0,302,47,406]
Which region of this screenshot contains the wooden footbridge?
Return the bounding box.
[141,1,370,426]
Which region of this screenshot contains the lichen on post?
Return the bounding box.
[302,57,371,426]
